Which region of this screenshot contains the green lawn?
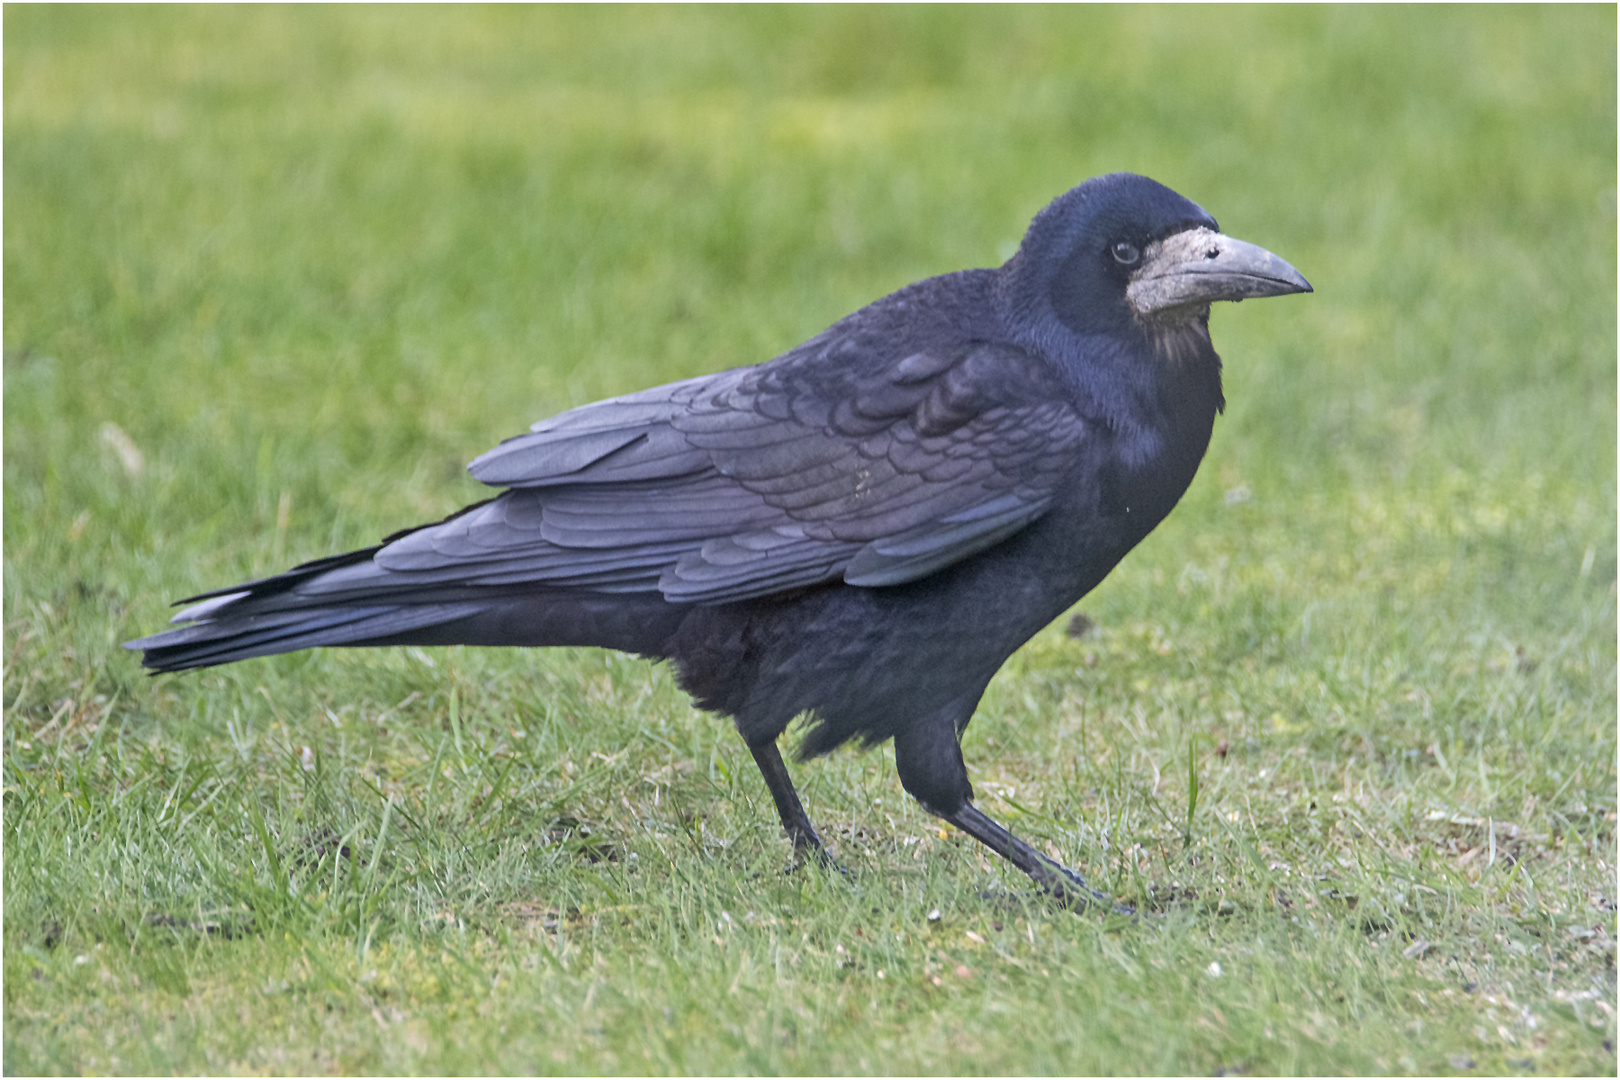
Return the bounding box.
[4,6,1615,1075]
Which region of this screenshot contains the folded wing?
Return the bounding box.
[378,334,1089,605]
[214,335,1093,616]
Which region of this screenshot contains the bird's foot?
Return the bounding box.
[976,886,1138,921]
[748,741,852,877]
[943,802,1134,916]
[787,853,853,880]
[1022,867,1137,918]
[786,833,853,879]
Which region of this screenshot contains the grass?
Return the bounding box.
[4,6,1615,1075]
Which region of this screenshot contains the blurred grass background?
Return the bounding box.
[4,6,1614,1075]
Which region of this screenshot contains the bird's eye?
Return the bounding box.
[1110,241,1141,266]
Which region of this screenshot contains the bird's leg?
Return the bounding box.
[942,801,1130,914]
[748,740,839,868]
[892,705,1124,911]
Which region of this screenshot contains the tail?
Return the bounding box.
[125,546,688,674]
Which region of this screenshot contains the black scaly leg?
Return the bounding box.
[892,706,1131,914]
[748,740,832,859]
[942,801,1132,914]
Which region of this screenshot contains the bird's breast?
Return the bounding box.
[1085,379,1221,555]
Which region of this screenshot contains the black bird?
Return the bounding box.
[128,173,1310,903]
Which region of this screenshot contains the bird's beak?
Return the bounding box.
[1126,227,1312,317]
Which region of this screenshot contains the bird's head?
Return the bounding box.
[1002,173,1311,342]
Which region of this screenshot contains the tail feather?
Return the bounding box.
[125,545,691,674]
[168,545,387,608]
[128,602,488,672]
